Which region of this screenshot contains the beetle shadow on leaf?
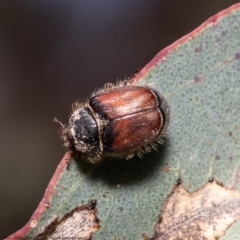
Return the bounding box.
[75,140,169,186]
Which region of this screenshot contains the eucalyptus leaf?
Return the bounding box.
[8,3,240,240]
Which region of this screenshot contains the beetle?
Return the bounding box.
[56,81,170,163]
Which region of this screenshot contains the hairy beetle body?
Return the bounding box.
[58,82,170,163]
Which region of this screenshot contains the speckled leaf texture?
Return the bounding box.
[8,3,240,240]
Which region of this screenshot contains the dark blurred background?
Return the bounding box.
[0,0,238,237]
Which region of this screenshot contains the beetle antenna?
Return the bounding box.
[54,118,65,128]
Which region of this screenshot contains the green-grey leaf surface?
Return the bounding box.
[9,3,240,240]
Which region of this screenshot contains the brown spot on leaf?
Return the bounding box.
[208,177,214,183]
[118,207,123,212]
[235,52,240,60]
[194,75,201,83]
[35,199,99,240]
[163,165,169,173]
[176,178,182,186]
[222,30,227,36]
[152,181,240,239]
[195,45,202,53]
[142,233,150,240]
[44,203,50,208]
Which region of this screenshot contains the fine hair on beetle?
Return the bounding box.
[55,80,170,163]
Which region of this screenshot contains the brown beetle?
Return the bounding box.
[56,81,170,163]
